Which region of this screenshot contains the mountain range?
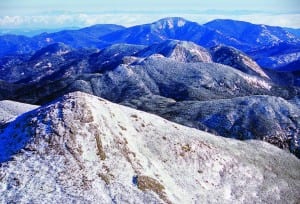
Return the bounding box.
[1,18,299,68]
[1,17,300,203]
[1,35,300,158]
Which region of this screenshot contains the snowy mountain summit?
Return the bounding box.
[0,92,299,203]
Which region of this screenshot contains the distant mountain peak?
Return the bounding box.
[154,17,189,23]
[150,17,196,31]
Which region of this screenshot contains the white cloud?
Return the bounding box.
[238,14,300,28]
[0,12,299,29]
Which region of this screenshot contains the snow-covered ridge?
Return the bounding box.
[0,92,299,203]
[137,40,212,63]
[241,75,272,90]
[152,17,188,30]
[211,45,270,79]
[0,100,38,124]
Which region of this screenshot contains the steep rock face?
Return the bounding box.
[137,40,212,63]
[0,92,299,203]
[211,45,269,79]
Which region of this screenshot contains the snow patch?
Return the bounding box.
[242,75,272,90]
[45,38,52,43]
[57,49,70,56]
[177,19,186,27]
[34,62,42,67]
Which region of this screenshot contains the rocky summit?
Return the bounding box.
[0,92,299,203]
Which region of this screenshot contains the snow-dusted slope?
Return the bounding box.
[137,40,212,63]
[129,95,300,157]
[0,100,38,124]
[204,19,300,47]
[211,45,269,79]
[0,92,299,203]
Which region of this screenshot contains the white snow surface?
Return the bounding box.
[0,92,299,204]
[241,75,272,90]
[241,55,270,79]
[0,100,38,124]
[269,52,300,68]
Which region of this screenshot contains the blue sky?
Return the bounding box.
[0,0,299,29]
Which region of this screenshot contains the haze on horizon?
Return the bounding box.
[0,0,299,29]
